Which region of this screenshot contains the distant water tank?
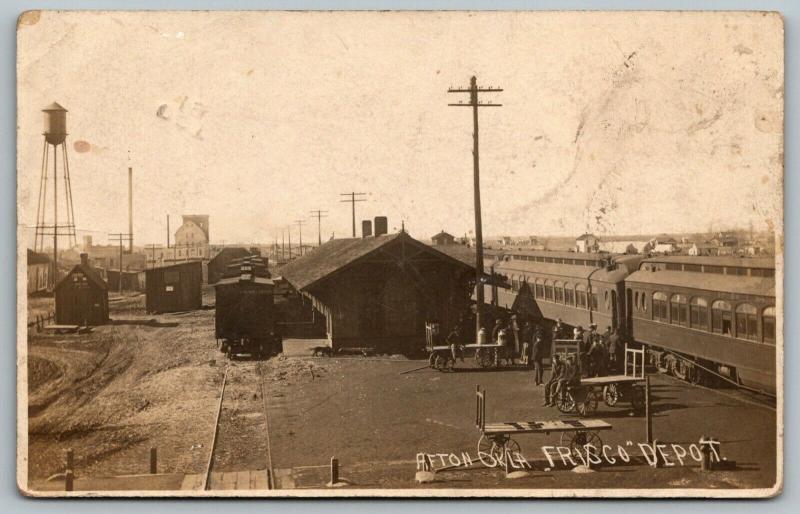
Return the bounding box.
[374,216,388,236]
[362,220,372,238]
[43,102,68,145]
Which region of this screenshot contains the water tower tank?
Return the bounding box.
[43,102,68,145]
[362,220,373,238]
[374,216,388,236]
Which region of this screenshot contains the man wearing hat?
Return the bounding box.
[581,324,596,377]
[543,354,564,406]
[554,354,581,405]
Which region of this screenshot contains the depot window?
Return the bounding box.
[554,281,564,303]
[735,303,758,341]
[689,297,708,330]
[652,292,669,322]
[670,294,688,326]
[711,300,733,335]
[534,278,544,299]
[590,291,599,311]
[762,306,776,344]
[544,280,554,301]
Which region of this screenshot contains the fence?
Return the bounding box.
[28,311,55,331]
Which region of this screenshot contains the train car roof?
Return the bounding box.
[626,269,774,297]
[641,255,775,269]
[492,258,632,283]
[214,275,274,287]
[502,249,615,261]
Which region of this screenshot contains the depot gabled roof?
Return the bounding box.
[279,231,473,291]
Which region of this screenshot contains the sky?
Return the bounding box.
[17,11,783,248]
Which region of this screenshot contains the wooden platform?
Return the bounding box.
[482,419,613,435]
[41,324,82,334]
[181,470,270,490]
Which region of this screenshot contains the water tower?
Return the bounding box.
[34,102,78,285]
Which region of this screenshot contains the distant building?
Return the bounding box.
[712,232,739,248]
[54,254,109,325]
[575,233,599,253]
[27,249,51,295]
[174,214,210,260]
[431,230,456,246]
[688,242,718,256]
[106,269,146,291]
[208,247,252,284]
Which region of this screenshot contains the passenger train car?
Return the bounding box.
[486,250,643,334]
[484,250,777,396]
[625,256,776,394]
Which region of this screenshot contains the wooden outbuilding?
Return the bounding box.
[54,254,109,325]
[106,269,146,292]
[145,261,203,313]
[207,247,251,284]
[279,231,474,354]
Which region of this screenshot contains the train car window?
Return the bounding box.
[751,268,775,278]
[652,292,668,322]
[641,292,647,311]
[564,283,575,306]
[604,290,610,309]
[689,297,708,330]
[590,292,599,311]
[726,267,748,276]
[634,291,640,311]
[545,257,554,263]
[511,275,518,292]
[544,280,554,301]
[665,263,682,271]
[684,264,702,272]
[735,303,758,341]
[534,278,544,299]
[536,256,544,262]
[711,300,733,335]
[670,294,688,326]
[704,265,724,274]
[576,284,587,308]
[554,281,564,303]
[762,306,776,344]
[554,258,563,264]
[564,259,574,265]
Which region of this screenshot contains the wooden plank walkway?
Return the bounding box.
[181,470,270,491]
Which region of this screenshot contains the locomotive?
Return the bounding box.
[214,256,282,359]
[486,250,776,395]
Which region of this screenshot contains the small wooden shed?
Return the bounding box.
[54,254,109,325]
[145,261,203,313]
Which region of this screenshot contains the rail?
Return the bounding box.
[202,366,229,491]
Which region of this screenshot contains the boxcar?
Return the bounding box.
[145,261,203,313]
[625,256,776,395]
[214,271,281,358]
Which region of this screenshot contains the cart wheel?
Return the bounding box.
[603,383,620,406]
[477,434,521,462]
[556,391,576,413]
[560,431,603,462]
[671,358,688,380]
[578,389,599,417]
[428,352,437,368]
[630,386,645,411]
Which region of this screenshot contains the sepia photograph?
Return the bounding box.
[15,10,783,497]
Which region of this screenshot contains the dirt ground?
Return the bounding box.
[26,288,225,484]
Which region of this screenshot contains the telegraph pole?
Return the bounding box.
[109,232,132,293]
[287,226,293,260]
[448,76,502,343]
[145,244,161,269]
[310,210,328,247]
[340,192,367,237]
[295,219,306,256]
[281,229,286,261]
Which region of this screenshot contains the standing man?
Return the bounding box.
[510,314,521,363]
[532,331,544,385]
[491,317,505,345]
[543,354,564,406]
[608,327,620,373]
[446,324,464,363]
[581,324,595,377]
[520,320,533,366]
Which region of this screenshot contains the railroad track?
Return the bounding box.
[202,361,276,490]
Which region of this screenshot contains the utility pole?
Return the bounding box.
[295,219,306,256]
[287,226,293,260]
[145,244,161,269]
[310,210,328,247]
[167,214,170,249]
[340,192,367,238]
[281,229,286,261]
[128,167,134,253]
[448,75,502,343]
[109,233,132,293]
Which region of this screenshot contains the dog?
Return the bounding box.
[311,346,333,357]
